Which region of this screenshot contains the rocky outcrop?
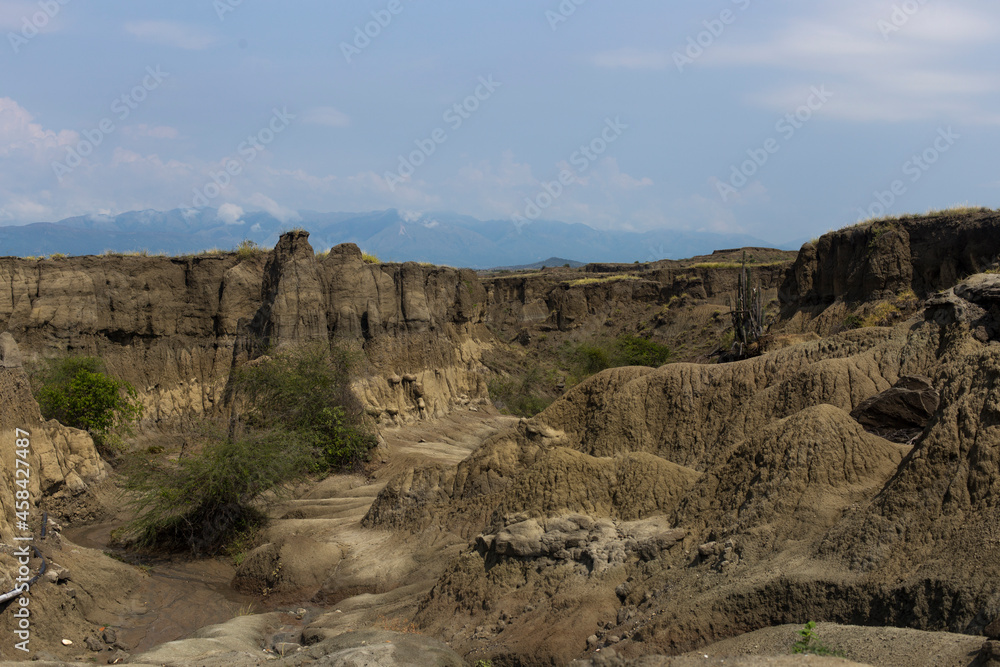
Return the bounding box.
[480,514,685,574]
[0,233,495,427]
[394,319,1000,661]
[781,211,1000,310]
[0,253,266,430]
[0,335,108,543]
[926,272,1000,342]
[850,375,940,442]
[234,233,493,422]
[485,255,791,338]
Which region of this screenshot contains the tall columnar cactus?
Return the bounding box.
[730,252,764,359]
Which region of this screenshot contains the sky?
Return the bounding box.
[1,0,998,245]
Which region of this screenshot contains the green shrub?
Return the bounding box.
[33,357,143,456]
[228,343,377,470]
[118,424,313,554]
[488,365,553,417]
[573,343,613,376]
[842,314,864,330]
[118,343,376,555]
[616,334,671,367]
[791,621,845,657]
[566,334,671,380]
[361,251,380,264]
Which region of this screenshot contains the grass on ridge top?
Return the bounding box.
[565,274,641,287]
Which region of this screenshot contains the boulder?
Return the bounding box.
[926,273,1000,341]
[851,375,939,442]
[0,332,21,368]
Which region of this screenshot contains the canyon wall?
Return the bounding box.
[780,210,1000,309]
[0,232,494,429]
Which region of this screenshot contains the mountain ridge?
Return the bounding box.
[0,208,785,268]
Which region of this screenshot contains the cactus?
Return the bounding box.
[729,252,764,359]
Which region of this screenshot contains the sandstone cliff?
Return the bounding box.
[0,333,107,544]
[0,233,495,428]
[781,210,1000,309]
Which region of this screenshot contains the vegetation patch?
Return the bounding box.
[361,251,381,264]
[566,334,671,379]
[690,261,787,270]
[118,343,376,554]
[32,357,143,457]
[488,365,553,417]
[234,239,264,261]
[117,425,310,554]
[791,621,845,658]
[565,274,640,287]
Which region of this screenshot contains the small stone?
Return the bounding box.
[61,639,73,646]
[607,635,621,644]
[102,628,117,645]
[85,635,103,652]
[273,642,301,655]
[987,617,1000,640]
[107,649,129,664]
[587,635,598,648]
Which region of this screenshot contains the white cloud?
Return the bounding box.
[124,124,180,140]
[248,193,299,223]
[600,158,654,191]
[591,48,671,70]
[0,197,53,224]
[217,203,244,225]
[702,3,1000,125]
[124,20,218,50]
[0,97,74,155]
[302,107,351,128]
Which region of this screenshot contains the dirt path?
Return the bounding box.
[63,522,257,653]
[60,409,515,655]
[254,409,517,632]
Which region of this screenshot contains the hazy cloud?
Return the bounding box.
[302,107,351,128]
[124,20,218,50]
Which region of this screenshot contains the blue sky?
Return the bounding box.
[1,0,997,244]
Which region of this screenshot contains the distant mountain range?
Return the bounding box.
[489,257,587,271]
[0,208,787,268]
